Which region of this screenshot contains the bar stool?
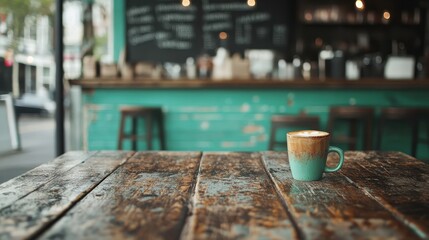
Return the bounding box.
[418,108,429,155]
[376,107,419,157]
[117,106,166,150]
[268,114,320,150]
[327,106,374,150]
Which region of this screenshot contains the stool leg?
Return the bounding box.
[327,113,336,146]
[411,119,418,157]
[364,118,373,150]
[132,116,138,151]
[158,111,166,150]
[418,118,428,154]
[146,114,153,150]
[117,114,125,150]
[426,119,429,150]
[376,118,383,151]
[268,125,277,150]
[349,120,357,150]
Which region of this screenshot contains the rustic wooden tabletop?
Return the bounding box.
[0,151,428,239]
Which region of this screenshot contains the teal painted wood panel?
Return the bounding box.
[81,88,429,161]
[113,0,125,61]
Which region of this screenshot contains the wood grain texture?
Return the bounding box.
[39,151,202,240]
[0,151,133,240]
[262,151,421,239]
[182,152,297,240]
[340,151,429,239]
[0,151,96,210]
[1,151,428,239]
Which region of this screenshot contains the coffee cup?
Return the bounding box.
[287,130,344,181]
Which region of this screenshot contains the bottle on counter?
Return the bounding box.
[331,50,345,79]
[277,59,294,81]
[346,59,360,80]
[197,54,213,79]
[302,61,312,80]
[318,45,334,80]
[292,56,302,79]
[186,57,197,79]
[212,48,232,80]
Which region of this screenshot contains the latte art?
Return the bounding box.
[288,130,329,137]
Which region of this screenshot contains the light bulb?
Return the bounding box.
[355,0,364,11]
[383,11,391,20]
[182,0,190,7]
[247,0,256,7]
[219,32,228,40]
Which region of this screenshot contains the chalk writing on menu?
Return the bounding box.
[201,0,287,52]
[125,0,288,63]
[125,0,200,63]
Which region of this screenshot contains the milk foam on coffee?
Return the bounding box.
[289,130,329,137]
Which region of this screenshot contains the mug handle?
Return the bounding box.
[324,146,344,173]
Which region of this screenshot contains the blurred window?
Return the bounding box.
[24,16,37,40]
[42,67,50,85]
[25,65,36,93]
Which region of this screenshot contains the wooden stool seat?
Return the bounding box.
[327,106,375,150]
[268,114,320,150]
[117,106,166,150]
[376,107,420,157]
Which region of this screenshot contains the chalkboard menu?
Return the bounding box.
[125,0,290,63]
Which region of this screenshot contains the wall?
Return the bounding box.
[81,88,429,161]
[113,0,125,62]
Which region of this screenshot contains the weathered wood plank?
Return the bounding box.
[39,151,202,240]
[261,151,421,240]
[0,151,96,210]
[182,152,297,240]
[0,151,133,240]
[340,151,429,239]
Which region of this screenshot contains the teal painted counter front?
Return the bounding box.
[80,88,429,160]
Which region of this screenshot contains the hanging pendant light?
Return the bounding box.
[182,0,190,7]
[355,0,365,11]
[247,0,256,7]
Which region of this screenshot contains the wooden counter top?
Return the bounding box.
[69,78,429,90]
[1,151,428,239]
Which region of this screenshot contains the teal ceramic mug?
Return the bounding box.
[287,130,344,181]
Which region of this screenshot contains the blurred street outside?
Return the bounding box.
[0,115,55,184]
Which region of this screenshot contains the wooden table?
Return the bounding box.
[0,151,428,239]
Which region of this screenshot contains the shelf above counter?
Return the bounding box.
[299,22,423,28]
[69,78,429,90]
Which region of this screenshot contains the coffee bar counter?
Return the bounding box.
[71,78,429,90]
[69,77,429,161]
